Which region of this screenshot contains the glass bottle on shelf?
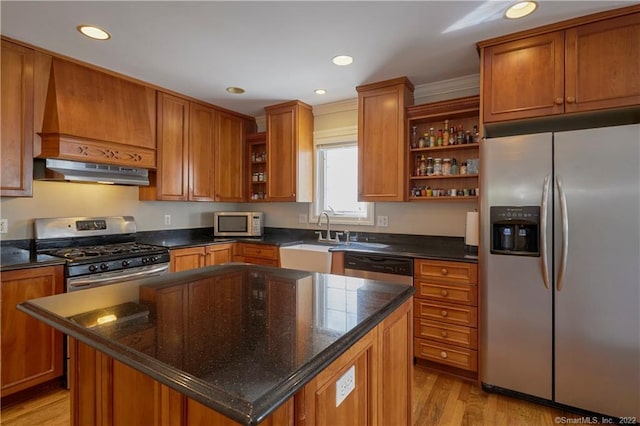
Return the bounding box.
[429,128,436,148]
[415,155,422,176]
[411,126,418,149]
[418,155,427,176]
[449,126,456,145]
[426,157,434,176]
[437,130,443,146]
[473,125,480,143]
[433,158,442,175]
[451,158,459,175]
[442,121,450,146]
[456,124,465,144]
[460,162,467,175]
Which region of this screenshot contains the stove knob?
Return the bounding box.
[142,257,149,264]
[89,265,98,272]
[151,256,158,263]
[122,260,131,267]
[100,263,109,270]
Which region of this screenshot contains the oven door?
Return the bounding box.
[66,263,169,292]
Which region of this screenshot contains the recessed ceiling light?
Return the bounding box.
[77,25,111,40]
[332,55,354,66]
[226,87,245,94]
[314,89,327,95]
[505,1,537,19]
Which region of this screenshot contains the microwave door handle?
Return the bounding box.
[540,175,551,290]
[556,176,569,292]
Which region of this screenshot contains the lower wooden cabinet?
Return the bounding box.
[170,243,234,272]
[1,265,64,396]
[233,243,279,266]
[413,259,478,375]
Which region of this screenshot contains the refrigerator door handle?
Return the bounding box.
[540,175,551,290]
[556,176,569,291]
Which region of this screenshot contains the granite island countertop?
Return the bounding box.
[18,263,415,425]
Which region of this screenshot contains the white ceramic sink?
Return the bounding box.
[279,244,332,273]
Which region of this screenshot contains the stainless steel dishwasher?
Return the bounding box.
[343,253,413,285]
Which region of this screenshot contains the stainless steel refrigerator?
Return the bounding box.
[480,124,640,419]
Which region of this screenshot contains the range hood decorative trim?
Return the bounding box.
[35,158,150,186]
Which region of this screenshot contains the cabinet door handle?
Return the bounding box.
[554,97,564,105]
[566,96,575,104]
[440,351,448,359]
[441,268,448,276]
[441,310,448,317]
[440,331,448,338]
[440,290,449,297]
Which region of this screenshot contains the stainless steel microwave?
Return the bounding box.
[213,212,264,237]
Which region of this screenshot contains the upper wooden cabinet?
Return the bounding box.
[1,40,34,197]
[265,100,313,202]
[357,77,414,202]
[140,94,248,202]
[479,8,640,123]
[37,57,157,168]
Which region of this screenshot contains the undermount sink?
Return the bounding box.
[279,244,333,273]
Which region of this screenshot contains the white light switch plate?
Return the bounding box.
[164,215,171,226]
[376,215,389,227]
[335,365,355,407]
[0,219,7,234]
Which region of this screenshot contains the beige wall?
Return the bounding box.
[0,74,479,242]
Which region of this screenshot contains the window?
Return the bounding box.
[311,138,374,225]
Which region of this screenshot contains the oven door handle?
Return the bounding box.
[67,264,170,290]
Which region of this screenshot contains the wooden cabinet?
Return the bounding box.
[356,77,414,202]
[170,243,234,272]
[1,265,64,396]
[413,259,479,375]
[247,132,267,201]
[1,40,34,197]
[407,96,480,202]
[233,243,279,266]
[264,100,313,202]
[215,111,246,201]
[480,8,640,123]
[38,57,157,168]
[141,94,247,202]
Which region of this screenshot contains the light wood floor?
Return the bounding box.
[0,366,578,425]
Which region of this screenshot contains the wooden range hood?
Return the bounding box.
[37,58,157,169]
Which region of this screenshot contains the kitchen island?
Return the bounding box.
[18,263,414,425]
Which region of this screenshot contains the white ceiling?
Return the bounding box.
[1,1,635,117]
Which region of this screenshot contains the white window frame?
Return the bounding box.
[310,126,374,226]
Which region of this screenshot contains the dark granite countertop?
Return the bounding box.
[18,263,414,425]
[0,246,66,271]
[135,227,477,263]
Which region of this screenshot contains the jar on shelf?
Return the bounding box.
[418,136,426,148]
[426,157,434,176]
[418,155,427,176]
[442,158,452,176]
[460,162,467,175]
[252,173,259,182]
[428,128,436,147]
[433,158,442,176]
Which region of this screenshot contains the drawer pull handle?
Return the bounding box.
[441,331,448,337]
[440,351,448,359]
[441,268,448,276]
[440,290,448,297]
[441,310,448,317]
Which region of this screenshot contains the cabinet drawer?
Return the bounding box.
[416,281,477,306]
[241,256,279,267]
[414,319,477,349]
[239,244,278,260]
[414,338,478,371]
[414,259,477,285]
[414,300,477,327]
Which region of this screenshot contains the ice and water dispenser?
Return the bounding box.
[490,206,540,256]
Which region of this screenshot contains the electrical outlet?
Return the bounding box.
[164,215,171,226]
[335,365,356,407]
[0,219,7,234]
[298,213,308,224]
[376,215,389,227]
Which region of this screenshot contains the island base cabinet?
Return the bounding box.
[68,297,412,426]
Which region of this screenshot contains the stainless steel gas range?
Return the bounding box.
[34,216,170,291]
